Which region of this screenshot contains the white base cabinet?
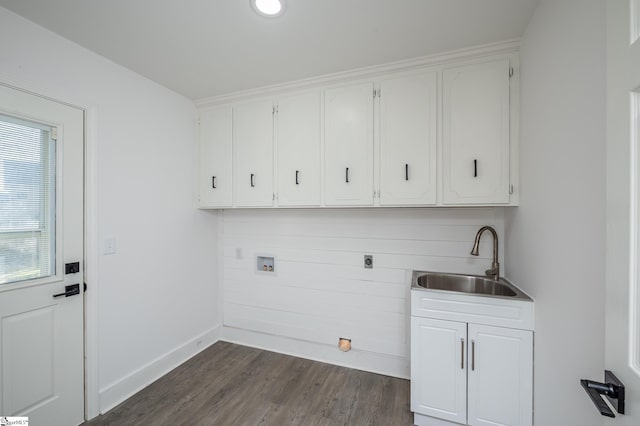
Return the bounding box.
[411,288,533,426]
[412,318,532,426]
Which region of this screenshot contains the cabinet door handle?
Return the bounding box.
[461,338,465,369]
[346,167,350,183]
[474,159,478,178]
[471,340,476,371]
[212,176,216,189]
[295,170,299,185]
[405,164,409,181]
[250,173,255,187]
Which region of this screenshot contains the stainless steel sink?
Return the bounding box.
[411,271,531,300]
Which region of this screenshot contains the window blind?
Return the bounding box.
[0,113,56,285]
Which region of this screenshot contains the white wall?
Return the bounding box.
[504,1,606,425]
[221,207,505,377]
[0,7,220,415]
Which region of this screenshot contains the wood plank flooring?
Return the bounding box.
[86,341,413,426]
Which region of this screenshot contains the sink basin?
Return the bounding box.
[411,271,531,300]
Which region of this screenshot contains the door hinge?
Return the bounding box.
[273,193,276,201]
[272,105,276,114]
[509,184,514,194]
[51,127,58,140]
[373,89,378,98]
[509,67,514,78]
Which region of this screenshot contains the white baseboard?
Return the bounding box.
[98,326,221,414]
[221,326,409,379]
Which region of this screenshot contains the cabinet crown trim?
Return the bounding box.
[195,38,520,108]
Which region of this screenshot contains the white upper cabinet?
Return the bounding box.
[324,82,374,206]
[276,92,321,206]
[233,99,274,207]
[442,58,511,204]
[379,72,437,206]
[199,106,232,208]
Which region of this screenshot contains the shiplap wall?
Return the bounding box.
[220,208,505,378]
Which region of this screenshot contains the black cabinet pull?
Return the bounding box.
[212,176,216,189]
[295,170,299,185]
[250,173,255,187]
[474,159,478,178]
[405,164,409,181]
[346,167,350,183]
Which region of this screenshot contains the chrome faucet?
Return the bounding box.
[470,226,500,281]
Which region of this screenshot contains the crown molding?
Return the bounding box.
[195,38,520,109]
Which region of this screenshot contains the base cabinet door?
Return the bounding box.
[379,72,437,205]
[199,106,232,207]
[467,324,533,426]
[411,317,467,424]
[233,99,274,207]
[276,91,321,206]
[324,82,374,206]
[442,58,511,204]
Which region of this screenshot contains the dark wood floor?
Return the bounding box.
[86,341,413,426]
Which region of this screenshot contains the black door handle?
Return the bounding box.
[53,283,80,298]
[580,370,625,417]
[346,167,350,183]
[212,176,216,189]
[250,173,255,187]
[405,163,409,181]
[295,170,299,185]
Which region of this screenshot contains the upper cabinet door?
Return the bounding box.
[443,59,511,204]
[233,99,274,207]
[199,106,233,207]
[276,92,321,206]
[379,72,437,206]
[324,83,374,206]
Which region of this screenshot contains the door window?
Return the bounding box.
[0,113,56,285]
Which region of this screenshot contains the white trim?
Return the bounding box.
[630,91,640,377]
[195,38,521,108]
[221,326,409,379]
[98,326,221,414]
[84,106,100,420]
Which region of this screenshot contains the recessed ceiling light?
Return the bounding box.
[251,0,285,18]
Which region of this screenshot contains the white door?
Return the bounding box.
[467,324,533,426]
[0,85,84,425]
[442,59,511,205]
[324,82,374,206]
[276,91,321,206]
[233,99,274,207]
[410,317,467,424]
[379,71,437,206]
[605,1,640,424]
[199,106,232,208]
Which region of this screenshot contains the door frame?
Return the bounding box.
[0,74,101,420]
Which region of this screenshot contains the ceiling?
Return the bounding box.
[0,0,539,100]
